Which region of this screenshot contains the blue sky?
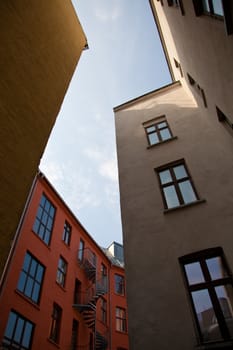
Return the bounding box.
[40,0,171,248]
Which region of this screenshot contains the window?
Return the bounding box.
[2,310,34,349]
[33,194,55,245]
[62,221,72,246]
[216,106,233,130]
[78,239,84,261]
[144,119,173,146]
[71,320,79,350]
[115,274,125,296]
[49,303,62,344]
[56,256,67,288]
[187,73,207,107]
[156,160,199,209]
[192,0,233,35]
[180,247,233,344]
[100,297,107,324]
[17,252,45,304]
[167,0,185,15]
[116,307,127,332]
[74,279,81,304]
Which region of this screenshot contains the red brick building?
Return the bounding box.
[0,173,128,350]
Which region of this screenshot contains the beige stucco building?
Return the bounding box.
[0,1,87,284]
[114,1,233,349]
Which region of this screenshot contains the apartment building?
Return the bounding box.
[114,1,233,349]
[0,1,87,281]
[0,173,128,350]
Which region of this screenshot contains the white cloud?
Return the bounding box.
[95,7,121,22]
[99,159,118,182]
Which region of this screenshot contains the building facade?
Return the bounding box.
[0,174,128,350]
[114,1,233,349]
[0,1,87,281]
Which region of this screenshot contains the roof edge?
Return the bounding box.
[113,81,180,112]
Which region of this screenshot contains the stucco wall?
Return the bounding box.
[115,83,233,349]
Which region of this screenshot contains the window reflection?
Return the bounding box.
[191,289,222,341]
[164,185,179,208]
[215,285,233,336]
[206,257,227,280]
[179,180,197,204]
[185,262,205,285]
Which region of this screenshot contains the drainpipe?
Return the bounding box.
[108,263,112,350]
[0,171,40,295]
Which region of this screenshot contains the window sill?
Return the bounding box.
[47,338,60,348]
[196,340,233,350]
[164,199,206,214]
[15,289,40,310]
[147,136,177,149]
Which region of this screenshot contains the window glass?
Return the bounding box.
[33,194,55,245]
[159,169,172,184]
[164,185,180,208]
[146,126,156,133]
[160,128,172,141]
[212,0,223,16]
[157,122,167,129]
[173,165,187,179]
[191,289,222,341]
[215,285,233,336]
[148,133,159,145]
[206,257,227,280]
[179,180,197,204]
[184,262,205,285]
[203,0,210,11]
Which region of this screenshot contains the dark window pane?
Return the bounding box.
[32,282,40,303]
[179,180,197,204]
[206,257,228,280]
[203,0,210,12]
[191,289,222,342]
[160,128,172,141]
[164,185,180,208]
[30,260,37,277]
[14,318,24,342]
[25,277,33,297]
[44,230,51,244]
[49,206,55,217]
[22,322,33,348]
[159,169,172,184]
[173,165,187,179]
[33,219,40,233]
[184,262,205,285]
[36,265,44,283]
[148,132,159,145]
[4,312,17,339]
[17,271,27,292]
[215,285,233,336]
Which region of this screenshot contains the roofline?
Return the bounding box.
[113,81,180,112]
[38,171,122,265]
[149,0,175,82]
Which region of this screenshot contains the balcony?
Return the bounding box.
[77,248,96,282]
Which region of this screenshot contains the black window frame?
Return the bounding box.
[78,239,85,262]
[17,251,45,304]
[56,256,67,288]
[49,303,62,344]
[62,221,72,246]
[144,118,174,147]
[179,247,233,344]
[2,310,35,350]
[32,193,56,245]
[167,0,185,15]
[156,159,200,210]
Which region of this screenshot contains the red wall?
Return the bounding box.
[0,175,128,350]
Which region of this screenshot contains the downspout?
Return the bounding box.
[0,171,40,295]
